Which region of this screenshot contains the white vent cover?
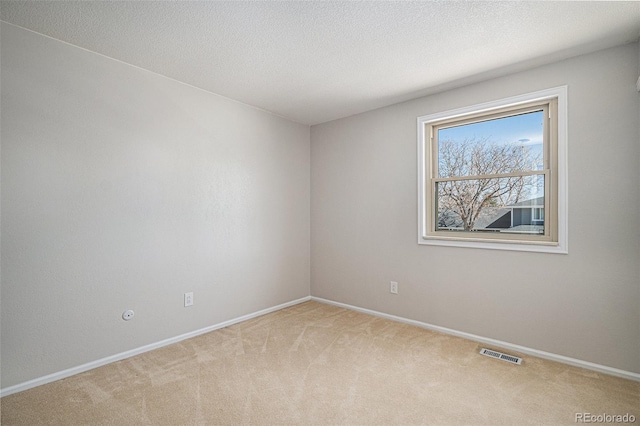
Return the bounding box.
[480,348,522,365]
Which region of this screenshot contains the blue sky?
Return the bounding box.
[439,110,543,147]
[437,110,546,200]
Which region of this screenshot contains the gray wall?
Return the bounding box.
[1,23,310,388]
[311,43,640,373]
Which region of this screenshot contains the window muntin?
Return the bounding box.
[417,88,566,252]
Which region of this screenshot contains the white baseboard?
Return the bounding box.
[0,296,312,398]
[311,296,640,382]
[4,294,636,397]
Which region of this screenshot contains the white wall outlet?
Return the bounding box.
[122,310,135,321]
[390,281,398,294]
[184,292,194,307]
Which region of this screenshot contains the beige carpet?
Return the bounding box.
[1,301,638,425]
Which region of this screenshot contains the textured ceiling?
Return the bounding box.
[2,1,640,125]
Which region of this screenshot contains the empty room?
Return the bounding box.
[1,1,639,425]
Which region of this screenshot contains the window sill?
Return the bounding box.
[419,236,568,254]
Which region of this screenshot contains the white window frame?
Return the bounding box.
[417,86,568,254]
[532,207,544,222]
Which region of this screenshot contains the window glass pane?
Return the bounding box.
[437,111,544,178]
[435,176,545,235]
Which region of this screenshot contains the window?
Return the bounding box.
[417,87,567,253]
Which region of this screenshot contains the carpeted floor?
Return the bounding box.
[1,301,638,425]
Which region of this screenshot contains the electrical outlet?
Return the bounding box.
[390,281,398,294]
[184,292,194,307]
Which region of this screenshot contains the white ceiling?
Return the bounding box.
[2,1,639,125]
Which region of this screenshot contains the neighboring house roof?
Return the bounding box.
[508,225,545,234]
[507,196,545,208]
[474,208,510,229]
[481,196,545,229]
[439,197,545,231]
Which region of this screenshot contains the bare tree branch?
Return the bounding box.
[436,137,540,231]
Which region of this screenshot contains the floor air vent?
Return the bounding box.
[479,348,522,365]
